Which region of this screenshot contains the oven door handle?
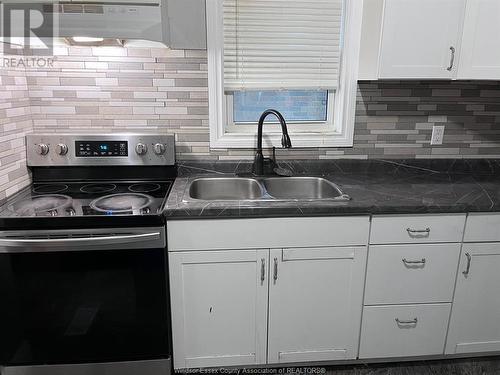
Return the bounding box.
[0,232,161,250]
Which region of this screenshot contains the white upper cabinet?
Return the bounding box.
[446,243,500,354]
[378,0,466,79]
[267,247,367,364]
[167,0,207,50]
[458,0,500,79]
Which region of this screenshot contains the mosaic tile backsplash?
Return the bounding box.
[1,44,500,200]
[0,51,32,202]
[24,45,500,160]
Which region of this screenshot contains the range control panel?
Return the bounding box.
[76,141,128,157]
[27,134,175,167]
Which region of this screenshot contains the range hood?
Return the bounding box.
[1,0,206,49]
[46,1,169,46]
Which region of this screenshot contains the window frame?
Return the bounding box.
[207,0,364,149]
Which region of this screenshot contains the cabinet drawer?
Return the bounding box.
[370,215,466,244]
[364,244,461,305]
[168,217,370,251]
[359,304,451,359]
[464,213,500,242]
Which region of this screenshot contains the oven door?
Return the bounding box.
[0,227,170,370]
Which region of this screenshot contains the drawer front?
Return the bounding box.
[168,217,370,251]
[370,214,466,245]
[359,304,451,359]
[464,213,500,242]
[364,244,461,305]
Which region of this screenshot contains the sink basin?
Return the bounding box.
[263,177,350,200]
[185,176,350,202]
[189,178,264,200]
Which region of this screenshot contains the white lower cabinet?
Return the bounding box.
[169,250,269,369]
[362,214,461,360]
[169,246,367,369]
[359,304,451,359]
[267,247,367,364]
[168,217,370,369]
[446,243,500,354]
[167,213,500,368]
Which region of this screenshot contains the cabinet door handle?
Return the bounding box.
[402,258,426,266]
[447,46,456,71]
[261,258,266,282]
[273,257,278,282]
[463,252,472,276]
[395,318,418,325]
[406,227,430,235]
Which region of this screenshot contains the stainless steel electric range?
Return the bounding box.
[0,134,176,375]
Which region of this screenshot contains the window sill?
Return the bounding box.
[210,131,354,149]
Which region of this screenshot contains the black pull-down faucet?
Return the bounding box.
[253,109,292,176]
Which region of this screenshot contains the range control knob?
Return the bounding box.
[135,143,148,156]
[153,143,166,155]
[36,143,49,156]
[56,143,68,156]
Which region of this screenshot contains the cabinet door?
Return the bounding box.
[169,250,269,369]
[267,247,367,364]
[446,244,500,354]
[379,0,465,78]
[458,0,500,79]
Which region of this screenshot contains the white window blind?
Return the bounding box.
[223,0,343,91]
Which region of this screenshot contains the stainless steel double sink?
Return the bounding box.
[185,177,351,202]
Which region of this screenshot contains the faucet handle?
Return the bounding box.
[270,147,293,177]
[273,165,293,177]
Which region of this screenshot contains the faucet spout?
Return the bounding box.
[253,109,292,176]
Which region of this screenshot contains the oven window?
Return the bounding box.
[0,249,169,366]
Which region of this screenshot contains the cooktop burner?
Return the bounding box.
[8,194,72,216]
[0,181,172,218]
[90,193,153,213]
[128,183,161,193]
[33,184,69,194]
[81,183,117,194]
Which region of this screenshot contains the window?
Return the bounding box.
[207,0,363,148]
[233,90,329,124]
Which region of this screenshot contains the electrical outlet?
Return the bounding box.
[431,125,445,145]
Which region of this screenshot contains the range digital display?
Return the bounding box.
[76,141,128,157]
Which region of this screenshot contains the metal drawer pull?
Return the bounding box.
[463,252,472,276]
[406,227,430,234]
[402,258,426,265]
[447,46,456,71]
[395,318,418,325]
[273,257,278,282]
[261,258,266,282]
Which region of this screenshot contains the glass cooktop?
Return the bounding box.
[0,181,173,218]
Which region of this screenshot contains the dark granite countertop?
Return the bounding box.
[164,159,500,219]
